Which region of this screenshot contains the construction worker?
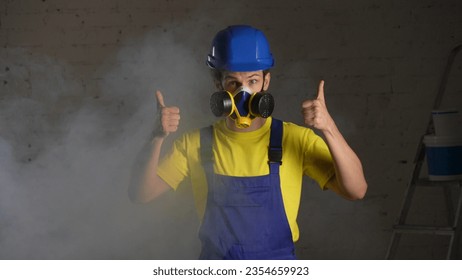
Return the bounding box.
[129,25,367,259]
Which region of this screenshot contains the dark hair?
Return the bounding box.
[210,69,271,90]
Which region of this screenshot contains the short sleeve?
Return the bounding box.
[303,131,335,189]
[157,134,190,191]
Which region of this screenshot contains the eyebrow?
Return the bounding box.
[223,73,261,80]
[246,74,261,79]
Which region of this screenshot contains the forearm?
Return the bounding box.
[301,80,367,199]
[323,123,367,200]
[128,90,179,203]
[128,137,171,203]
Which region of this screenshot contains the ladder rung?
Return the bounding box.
[415,178,461,187]
[393,224,455,235]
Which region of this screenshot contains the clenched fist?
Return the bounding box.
[301,80,334,133]
[153,90,181,138]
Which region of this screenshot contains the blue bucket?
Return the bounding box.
[424,135,462,181]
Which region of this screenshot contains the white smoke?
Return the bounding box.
[0,29,210,259]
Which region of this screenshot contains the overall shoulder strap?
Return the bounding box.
[269,118,283,166]
[200,126,214,169]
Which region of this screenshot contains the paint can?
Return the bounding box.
[432,109,461,137]
[424,135,462,181]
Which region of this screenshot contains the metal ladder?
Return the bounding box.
[385,44,462,259]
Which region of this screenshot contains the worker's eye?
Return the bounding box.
[225,81,240,91]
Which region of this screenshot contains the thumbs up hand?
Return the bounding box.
[301,80,334,133]
[153,90,181,138]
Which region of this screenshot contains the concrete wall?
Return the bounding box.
[1,0,461,259]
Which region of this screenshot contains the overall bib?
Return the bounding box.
[198,119,296,259]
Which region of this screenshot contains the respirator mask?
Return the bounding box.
[210,86,275,129]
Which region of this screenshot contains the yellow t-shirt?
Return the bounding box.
[157,117,335,241]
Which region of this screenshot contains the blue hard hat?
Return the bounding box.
[206,25,274,72]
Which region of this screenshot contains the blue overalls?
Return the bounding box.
[198,119,296,260]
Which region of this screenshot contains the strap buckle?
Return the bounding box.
[268,147,282,165]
